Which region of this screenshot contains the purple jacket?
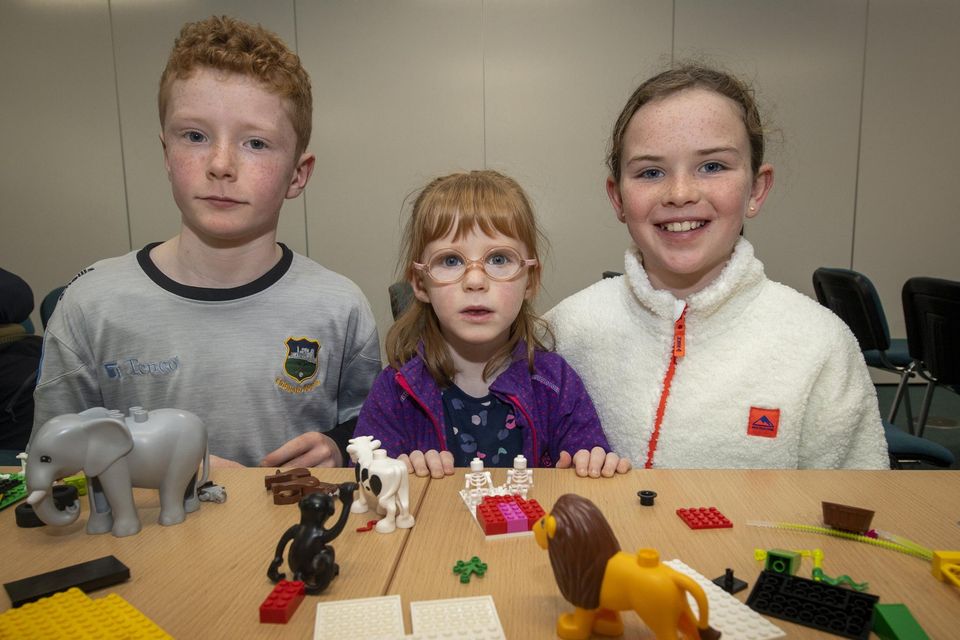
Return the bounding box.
[354,344,609,467]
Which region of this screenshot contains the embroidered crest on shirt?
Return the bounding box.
[747,407,780,438]
[276,337,321,393]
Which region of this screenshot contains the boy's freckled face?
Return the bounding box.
[160,68,311,245]
[608,87,772,296]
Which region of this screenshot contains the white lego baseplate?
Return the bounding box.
[313,595,505,640]
[407,595,506,640]
[665,559,785,640]
[314,595,404,640]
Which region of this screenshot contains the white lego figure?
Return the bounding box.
[464,457,494,507]
[16,451,27,475]
[346,436,415,534]
[505,455,533,498]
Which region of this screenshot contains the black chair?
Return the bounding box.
[901,277,960,439]
[812,268,914,425]
[388,281,415,320]
[883,420,954,468]
[40,285,66,330]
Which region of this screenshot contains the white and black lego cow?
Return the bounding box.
[345,436,415,534]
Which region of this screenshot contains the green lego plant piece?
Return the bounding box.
[873,603,929,640]
[452,556,488,584]
[764,549,800,576]
[811,567,868,591]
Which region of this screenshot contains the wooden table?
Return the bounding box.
[0,468,428,639]
[2,468,959,638]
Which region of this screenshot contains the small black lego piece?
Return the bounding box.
[15,502,44,528]
[637,490,657,506]
[746,570,878,640]
[14,485,79,528]
[712,568,748,594]
[3,555,130,607]
[267,482,358,594]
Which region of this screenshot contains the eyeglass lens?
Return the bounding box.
[428,248,524,282]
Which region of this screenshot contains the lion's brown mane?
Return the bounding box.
[545,494,621,609]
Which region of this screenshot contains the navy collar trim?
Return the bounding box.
[136,242,293,301]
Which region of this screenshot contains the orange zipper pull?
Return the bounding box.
[673,307,687,357]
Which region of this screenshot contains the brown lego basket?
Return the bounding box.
[821,501,875,534]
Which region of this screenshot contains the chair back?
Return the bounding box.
[40,286,66,330]
[388,281,415,320]
[812,267,891,352]
[902,277,960,385]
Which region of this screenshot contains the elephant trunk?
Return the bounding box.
[26,488,81,527]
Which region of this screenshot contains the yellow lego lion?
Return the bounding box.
[534,494,720,640]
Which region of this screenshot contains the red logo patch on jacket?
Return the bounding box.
[747,407,780,438]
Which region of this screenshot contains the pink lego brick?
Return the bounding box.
[676,507,733,530]
[499,502,527,533]
[259,580,305,624]
[518,498,545,528]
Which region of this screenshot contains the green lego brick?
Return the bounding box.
[764,549,800,576]
[873,603,929,640]
[0,473,27,511]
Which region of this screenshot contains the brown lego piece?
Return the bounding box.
[264,468,311,490]
[821,501,875,533]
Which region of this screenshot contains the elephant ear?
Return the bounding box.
[82,417,135,477]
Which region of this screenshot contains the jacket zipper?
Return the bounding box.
[644,306,687,469]
[504,394,540,465]
[395,372,447,450]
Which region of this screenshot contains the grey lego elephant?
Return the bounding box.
[26,406,209,537]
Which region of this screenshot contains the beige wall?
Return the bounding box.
[2,0,958,354]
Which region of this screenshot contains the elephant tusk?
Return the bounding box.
[26,490,47,506]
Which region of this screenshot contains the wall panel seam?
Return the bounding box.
[107,0,133,252]
[851,0,870,269]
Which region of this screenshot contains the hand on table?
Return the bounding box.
[556,447,632,478]
[398,449,455,478]
[260,432,343,468]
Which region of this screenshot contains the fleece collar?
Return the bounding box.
[623,237,767,341]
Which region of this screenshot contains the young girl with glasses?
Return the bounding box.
[546,65,888,470]
[355,170,630,478]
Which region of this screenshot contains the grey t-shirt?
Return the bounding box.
[33,244,381,465]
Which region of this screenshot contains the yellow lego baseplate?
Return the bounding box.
[0,587,171,639]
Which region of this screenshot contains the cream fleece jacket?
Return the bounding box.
[545,239,888,469]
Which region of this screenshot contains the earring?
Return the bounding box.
[749,205,756,212]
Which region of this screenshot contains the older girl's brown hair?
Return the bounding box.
[608,64,765,182]
[158,15,312,158]
[387,170,551,385]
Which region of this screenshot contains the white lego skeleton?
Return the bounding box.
[463,458,494,508]
[505,455,533,498]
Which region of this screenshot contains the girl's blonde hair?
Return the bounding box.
[387,170,552,385]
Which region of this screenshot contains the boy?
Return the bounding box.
[32,16,380,467]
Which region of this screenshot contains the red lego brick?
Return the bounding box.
[259,580,305,624]
[476,500,507,535]
[676,507,732,530]
[519,499,545,528]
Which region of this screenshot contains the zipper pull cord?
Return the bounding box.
[644,306,687,469]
